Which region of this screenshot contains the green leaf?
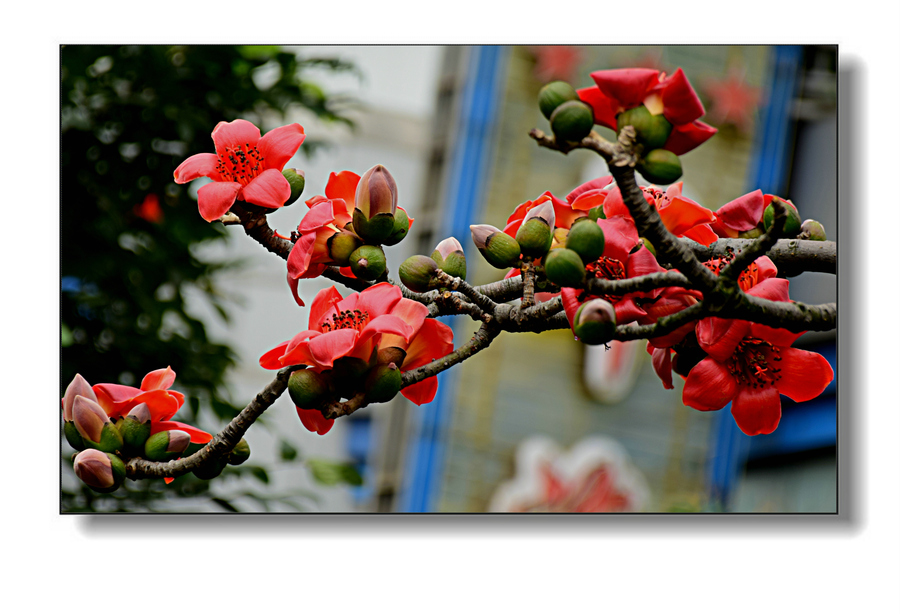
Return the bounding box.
[249,466,269,484]
[307,459,363,487]
[280,440,298,462]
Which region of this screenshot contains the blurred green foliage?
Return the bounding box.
[60,45,358,512]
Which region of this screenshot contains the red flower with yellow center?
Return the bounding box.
[173,119,305,222]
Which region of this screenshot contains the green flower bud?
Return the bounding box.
[565,219,605,264]
[573,299,617,345]
[400,255,439,293]
[349,245,387,281]
[432,237,467,280]
[327,230,363,266]
[117,403,152,454]
[799,219,827,241]
[192,457,228,480]
[616,105,673,150]
[228,438,251,466]
[73,449,126,493]
[637,149,683,185]
[470,224,521,269]
[144,430,191,462]
[73,396,123,453]
[515,202,555,258]
[364,363,402,404]
[354,165,398,244]
[587,205,606,221]
[544,248,586,288]
[288,368,332,409]
[64,421,86,451]
[382,207,411,246]
[282,168,306,206]
[763,198,802,236]
[538,81,579,119]
[641,237,656,257]
[550,100,594,142]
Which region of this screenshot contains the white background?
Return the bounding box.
[9,2,898,612]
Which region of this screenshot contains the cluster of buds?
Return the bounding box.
[62,373,246,490]
[399,237,467,292]
[543,217,607,288]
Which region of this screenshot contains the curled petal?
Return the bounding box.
[309,286,346,331]
[561,287,582,330]
[355,314,415,347]
[287,233,317,280]
[141,367,176,391]
[325,171,361,208]
[566,176,614,204]
[682,358,737,411]
[613,297,647,324]
[402,319,454,371]
[296,407,334,435]
[590,68,660,110]
[697,317,751,362]
[152,420,213,444]
[241,168,291,209]
[663,120,717,156]
[173,153,220,184]
[307,329,359,368]
[649,345,674,390]
[197,181,241,222]
[715,190,765,234]
[597,216,640,262]
[773,347,834,402]
[260,341,290,369]
[257,123,305,171]
[681,223,719,247]
[357,283,404,321]
[730,385,781,436]
[658,196,716,237]
[659,68,705,125]
[287,274,305,307]
[401,377,439,406]
[577,85,618,129]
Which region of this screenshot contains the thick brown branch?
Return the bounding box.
[686,239,836,276]
[126,367,294,480]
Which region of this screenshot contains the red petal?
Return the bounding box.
[92,383,141,417]
[747,277,791,302]
[309,286,345,331]
[402,319,454,371]
[401,377,439,406]
[298,200,339,232]
[307,329,359,368]
[566,176,614,204]
[681,224,719,246]
[613,297,647,324]
[730,385,781,436]
[773,347,834,402]
[173,153,220,184]
[715,190,765,233]
[260,341,289,369]
[287,233,317,279]
[590,68,660,110]
[287,275,305,307]
[197,181,241,222]
[384,297,429,334]
[357,282,404,320]
[296,407,334,435]
[152,420,213,444]
[663,120,717,156]
[682,358,737,411]
[650,345,674,390]
[211,119,261,159]
[141,367,176,391]
[660,68,705,125]
[282,330,323,366]
[577,86,619,130]
[134,389,180,422]
[598,216,640,262]
[658,196,716,237]
[241,168,291,209]
[561,287,582,330]
[325,171,361,207]
[257,123,305,171]
[697,317,750,362]
[356,314,415,347]
[626,244,665,279]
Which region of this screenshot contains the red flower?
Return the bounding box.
[577,67,717,155]
[134,193,163,223]
[260,283,454,433]
[603,182,718,246]
[173,119,305,222]
[682,278,833,435]
[92,367,211,444]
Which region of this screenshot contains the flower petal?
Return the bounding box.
[92,383,142,417]
[590,68,660,110]
[257,123,305,171]
[650,345,674,390]
[697,317,751,362]
[730,385,781,436]
[773,347,834,402]
[566,176,614,204]
[401,377,439,406]
[173,153,220,184]
[681,223,719,246]
[357,282,404,321]
[197,181,241,222]
[682,358,737,411]
[577,86,619,130]
[287,233,317,280]
[287,275,305,307]
[660,68,705,125]
[241,168,291,209]
[356,314,415,347]
[658,196,716,237]
[325,171,361,208]
[307,329,360,368]
[134,389,181,422]
[296,406,334,435]
[561,287,582,330]
[211,119,261,159]
[663,120,717,156]
[715,190,765,233]
[260,341,290,369]
[141,367,176,391]
[309,286,345,331]
[152,420,213,444]
[402,319,454,371]
[598,216,640,262]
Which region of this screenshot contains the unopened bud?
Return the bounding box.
[565,219,605,263]
[538,81,579,119]
[349,245,387,281]
[73,396,123,453]
[400,255,439,293]
[763,197,802,236]
[637,149,683,185]
[364,363,402,404]
[573,298,617,345]
[282,169,306,206]
[377,346,407,369]
[354,165,398,244]
[616,105,673,150]
[63,421,86,451]
[550,100,594,142]
[432,237,467,280]
[118,403,152,453]
[382,207,411,246]
[544,248,586,288]
[228,438,251,466]
[327,230,363,266]
[144,430,191,462]
[799,219,827,241]
[62,374,96,422]
[288,368,331,409]
[470,225,521,269]
[515,202,555,258]
[192,457,228,480]
[73,449,126,493]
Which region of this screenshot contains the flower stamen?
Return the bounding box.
[215,143,266,185]
[320,309,370,333]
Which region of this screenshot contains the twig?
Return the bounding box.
[401,323,500,387]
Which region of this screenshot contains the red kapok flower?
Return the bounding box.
[577,67,717,155]
[173,119,305,222]
[603,182,718,246]
[682,279,833,436]
[91,367,211,444]
[710,190,766,238]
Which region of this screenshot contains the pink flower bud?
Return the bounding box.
[62,374,97,421]
[72,396,110,443]
[73,449,115,490]
[126,402,152,424]
[355,164,398,218]
[434,237,464,260]
[166,430,191,454]
[522,200,556,228]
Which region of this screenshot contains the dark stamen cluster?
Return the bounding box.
[215,142,265,185]
[727,337,782,389]
[320,309,370,332]
[582,256,627,303]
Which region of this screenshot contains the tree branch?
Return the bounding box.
[401,322,501,387]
